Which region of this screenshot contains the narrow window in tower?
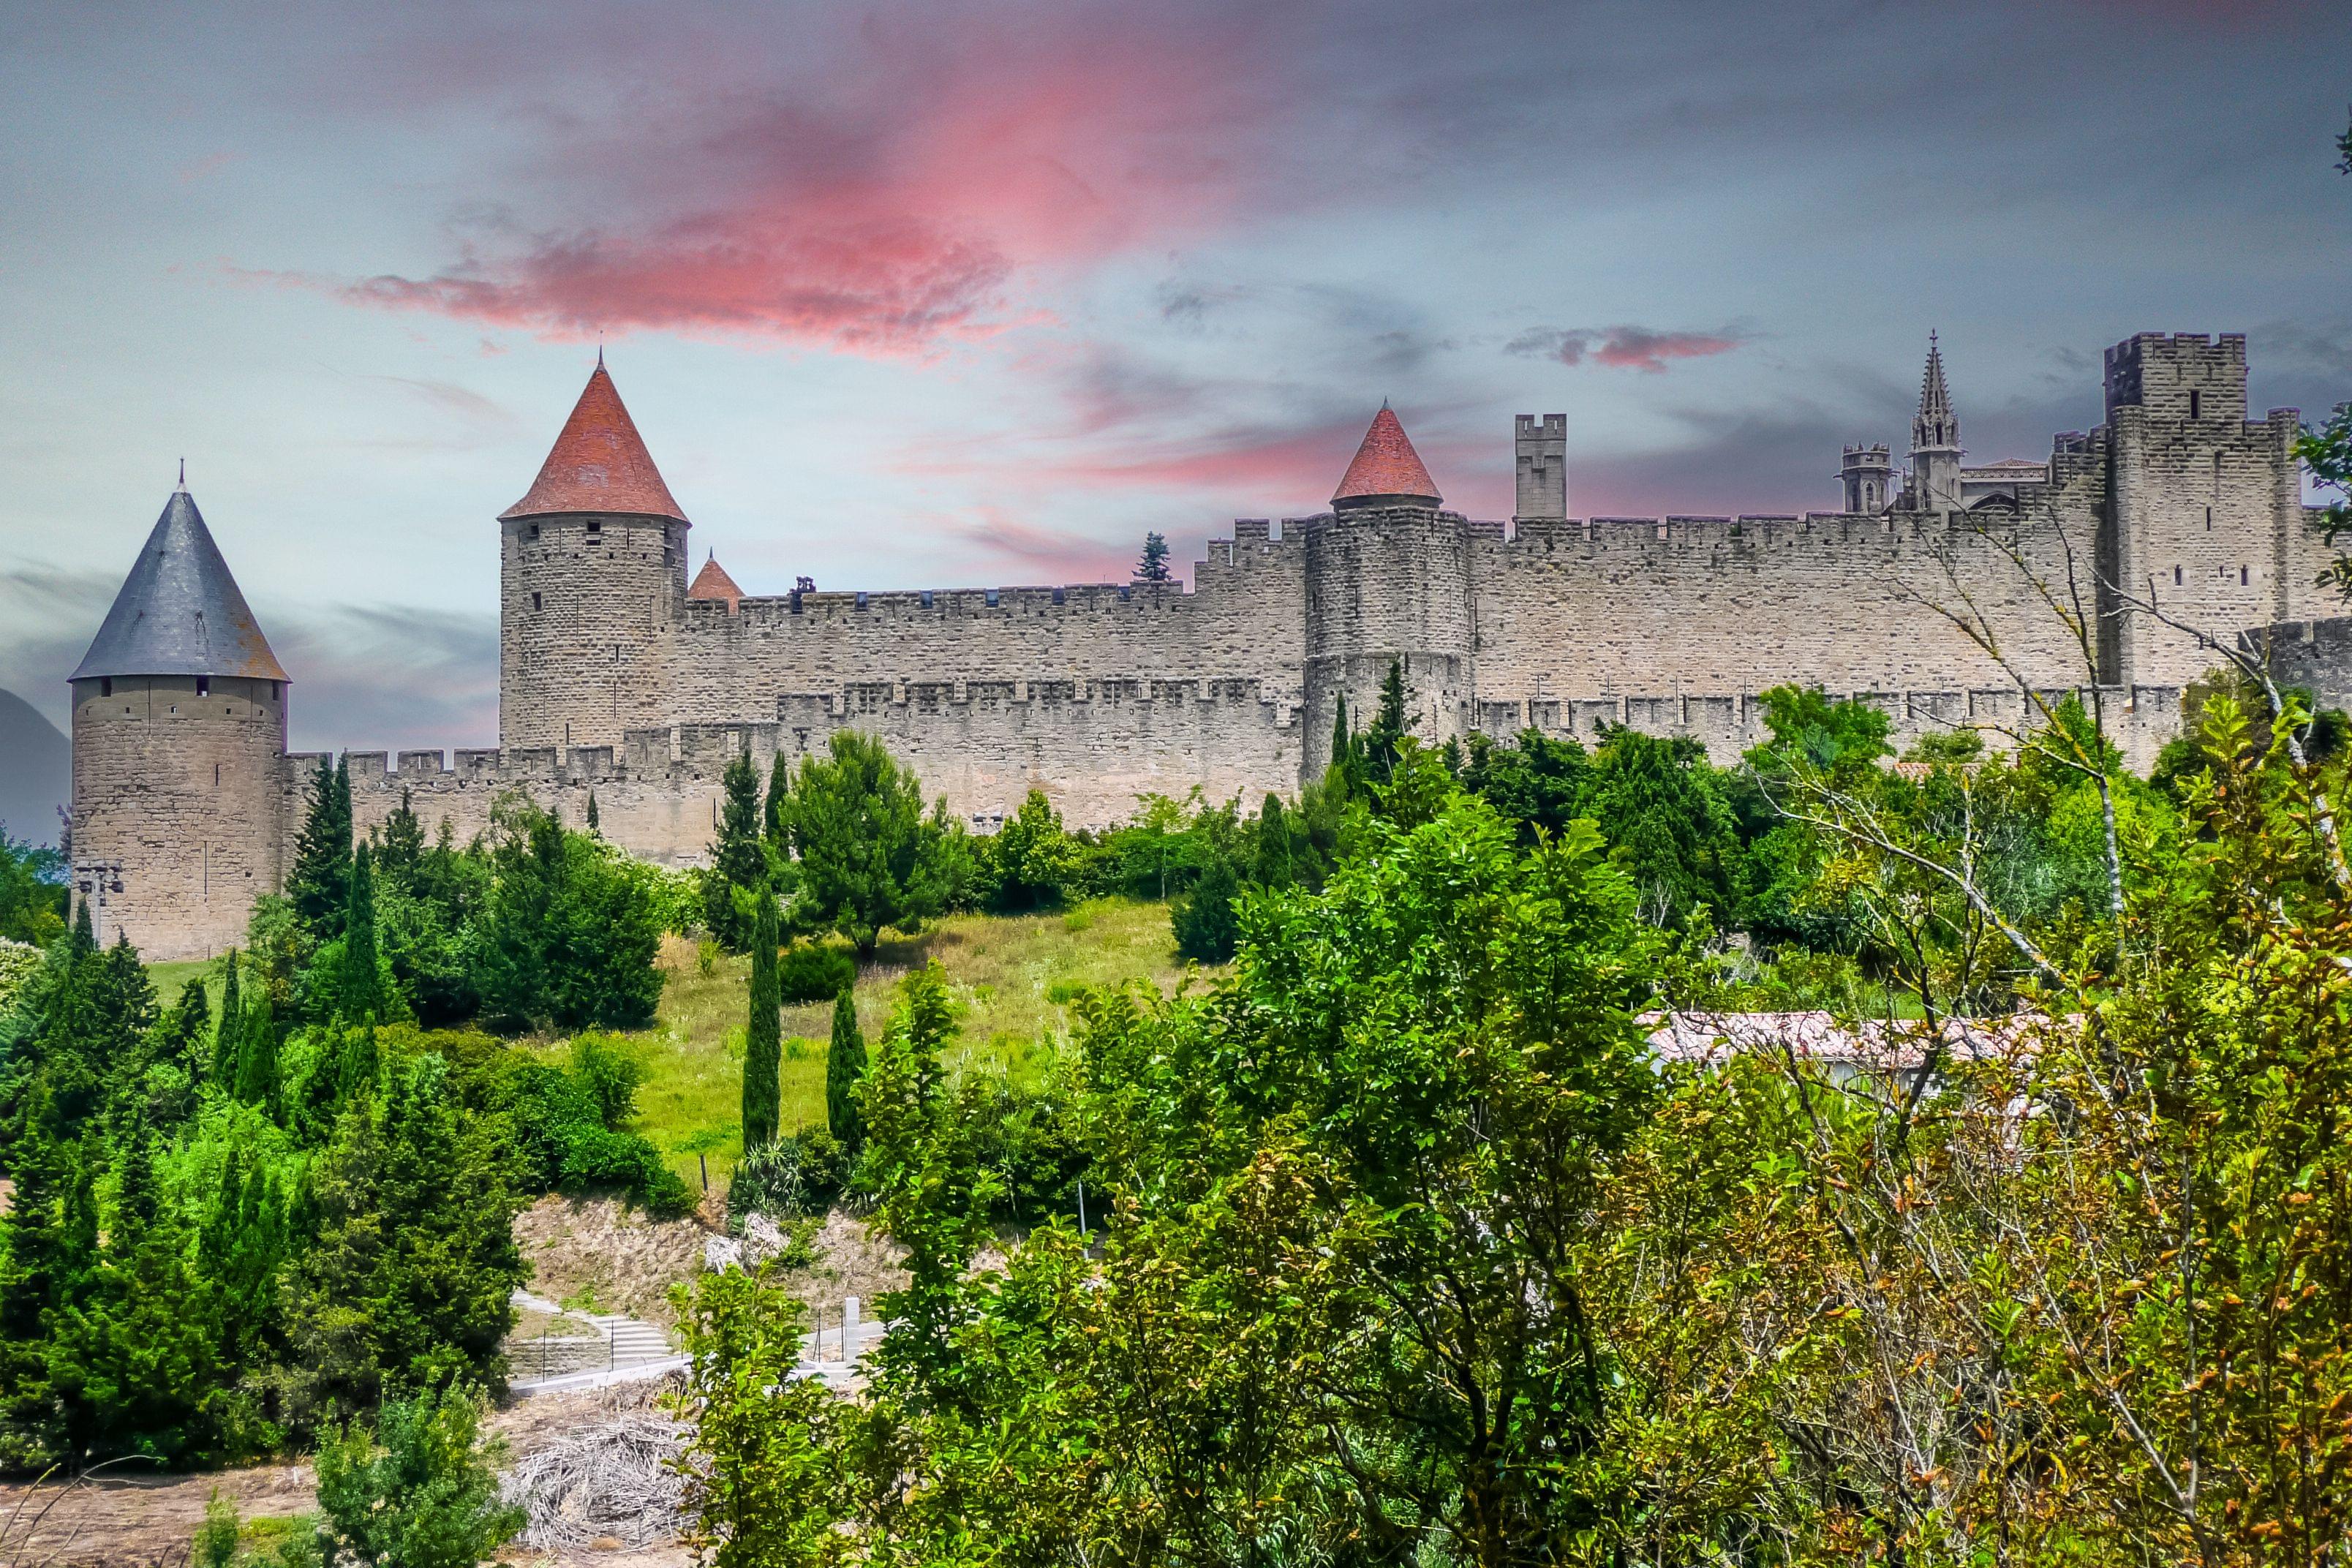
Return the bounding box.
[99,677,111,698]
[2190,391,2201,421]
[2242,565,2250,586]
[2206,507,2213,531]
[196,676,209,696]
[528,523,540,540]
[2174,565,2183,586]
[532,592,543,611]
[214,763,220,785]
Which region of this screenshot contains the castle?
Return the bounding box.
[69,331,2340,960]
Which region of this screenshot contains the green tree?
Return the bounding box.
[210,952,243,1090]
[785,732,962,956]
[472,801,664,1031]
[1170,848,1242,963]
[233,991,279,1117]
[2303,401,2352,600]
[703,751,766,951]
[0,830,66,946]
[287,755,353,943]
[339,845,388,1023]
[825,987,865,1150]
[1363,658,1412,781]
[1461,727,1592,845]
[286,1051,524,1416]
[741,888,782,1153]
[1585,725,1740,930]
[1135,530,1171,582]
[985,788,1077,913]
[312,1387,521,1568]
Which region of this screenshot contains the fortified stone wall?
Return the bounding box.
[70,674,290,961]
[2241,617,2352,717]
[649,524,1306,734]
[333,674,1301,868]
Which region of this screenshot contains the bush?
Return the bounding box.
[568,1033,641,1128]
[774,942,856,1005]
[727,1127,850,1220]
[312,1387,521,1568]
[0,936,41,1019]
[484,1055,687,1216]
[560,1126,694,1217]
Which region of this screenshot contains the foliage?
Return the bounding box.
[742,888,782,1153]
[284,756,353,944]
[312,1387,521,1568]
[0,831,66,946]
[774,941,855,1006]
[568,1031,641,1128]
[979,789,1079,913]
[1168,844,1242,962]
[824,986,864,1150]
[703,751,768,952]
[0,937,40,1019]
[725,1126,850,1220]
[777,731,965,955]
[1134,529,1171,582]
[2303,400,2352,600]
[470,799,665,1032]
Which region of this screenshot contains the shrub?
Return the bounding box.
[568,1033,641,1128]
[727,1127,850,1220]
[0,936,41,1019]
[559,1126,693,1217]
[774,942,856,1005]
[312,1387,521,1568]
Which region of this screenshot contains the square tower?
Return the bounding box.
[1514,414,1567,522]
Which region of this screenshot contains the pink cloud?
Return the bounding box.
[1507,324,1746,374]
[327,14,1271,355]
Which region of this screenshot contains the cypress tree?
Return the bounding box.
[1328,693,1357,795]
[71,895,94,954]
[704,751,766,950]
[287,755,353,941]
[163,976,211,1082]
[211,952,243,1090]
[764,752,792,845]
[741,887,782,1151]
[338,845,383,1023]
[233,992,279,1117]
[585,791,600,836]
[1254,794,1294,889]
[336,1022,380,1105]
[1367,658,1411,781]
[826,986,866,1150]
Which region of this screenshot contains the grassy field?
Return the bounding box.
[142,897,1202,1197]
[558,896,1202,1194]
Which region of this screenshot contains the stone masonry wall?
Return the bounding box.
[70,674,289,962]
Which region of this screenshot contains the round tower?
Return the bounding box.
[500,356,691,753]
[69,480,290,960]
[1301,404,1476,779]
[1839,443,1893,513]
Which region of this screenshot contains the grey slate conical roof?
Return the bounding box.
[72,488,288,683]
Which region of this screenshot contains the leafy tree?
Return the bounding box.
[741,888,781,1153]
[1460,726,1591,844]
[985,788,1077,912]
[285,1051,524,1416]
[2304,400,2352,600]
[233,991,279,1117]
[0,829,66,946]
[825,987,865,1150]
[784,731,963,956]
[1585,725,1740,930]
[196,1141,289,1379]
[286,755,353,943]
[312,1387,521,1568]
[568,1033,641,1129]
[157,974,211,1087]
[703,751,766,951]
[1135,530,1172,582]
[472,801,664,1030]
[1170,846,1243,963]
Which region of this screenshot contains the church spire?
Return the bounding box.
[1912,331,1959,453]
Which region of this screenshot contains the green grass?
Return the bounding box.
[142,897,1207,1199]
[578,897,1205,1194]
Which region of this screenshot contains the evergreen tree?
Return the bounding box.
[742,888,782,1152]
[1365,657,1413,782]
[374,788,425,884]
[1136,531,1172,582]
[211,952,243,1090]
[338,845,385,1023]
[704,751,767,951]
[584,791,600,836]
[71,894,94,953]
[160,975,211,1084]
[287,755,354,942]
[1172,851,1243,963]
[233,992,279,1117]
[826,987,865,1150]
[787,732,962,955]
[337,1022,381,1106]
[1254,794,1294,889]
[197,1146,287,1375]
[764,752,792,845]
[1327,693,1360,796]
[287,1052,524,1413]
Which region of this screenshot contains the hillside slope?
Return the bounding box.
[0,689,68,846]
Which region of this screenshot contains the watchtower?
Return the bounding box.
[1302,405,1475,776]
[1839,443,1893,513]
[500,357,692,752]
[69,480,289,960]
[1514,414,1567,522]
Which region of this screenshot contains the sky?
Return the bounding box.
[1,0,2347,752]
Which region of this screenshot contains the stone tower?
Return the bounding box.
[1514,413,1567,522]
[1839,443,1893,513]
[2096,332,2306,688]
[69,480,289,960]
[1302,405,1474,777]
[500,357,691,752]
[1910,333,1964,513]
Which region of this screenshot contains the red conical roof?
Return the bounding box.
[1333,404,1441,508]
[502,360,689,523]
[687,551,745,611]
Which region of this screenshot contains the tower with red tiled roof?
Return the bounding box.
[1302,404,1476,777]
[500,358,694,753]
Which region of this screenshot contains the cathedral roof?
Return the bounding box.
[687,552,745,611]
[1333,404,1441,509]
[502,358,689,524]
[74,485,287,684]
